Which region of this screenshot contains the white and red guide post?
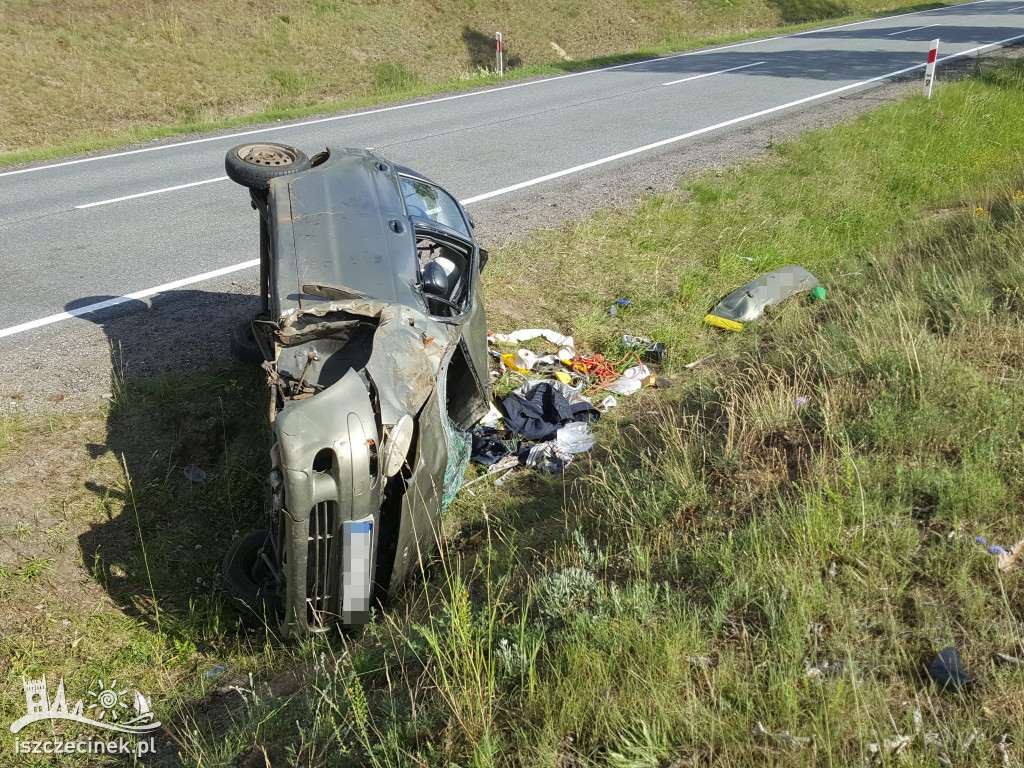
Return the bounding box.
[496,31,504,77]
[923,39,940,98]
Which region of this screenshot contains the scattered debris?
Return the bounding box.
[605,364,652,396]
[997,538,1023,571]
[994,652,1023,666]
[480,402,504,429]
[608,298,632,317]
[752,721,810,748]
[183,465,206,483]
[928,647,973,691]
[203,664,229,679]
[489,328,577,362]
[623,334,666,362]
[804,660,846,679]
[996,735,1013,767]
[867,735,912,761]
[502,381,599,442]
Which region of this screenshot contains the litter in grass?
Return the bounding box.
[203,664,228,679]
[928,647,973,691]
[605,364,652,395]
[183,465,206,483]
[752,721,810,749]
[608,298,632,317]
[705,265,820,331]
[994,652,1022,666]
[804,659,847,679]
[623,334,666,362]
[489,328,576,362]
[483,323,672,473]
[997,538,1023,571]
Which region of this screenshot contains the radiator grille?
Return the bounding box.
[306,500,336,626]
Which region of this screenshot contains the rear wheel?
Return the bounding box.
[223,529,282,625]
[225,143,311,191]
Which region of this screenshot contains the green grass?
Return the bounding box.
[0,0,953,165]
[2,55,1023,767]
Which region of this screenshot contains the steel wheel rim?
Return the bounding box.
[236,144,299,167]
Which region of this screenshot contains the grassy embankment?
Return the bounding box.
[1,0,953,165]
[2,55,1023,767]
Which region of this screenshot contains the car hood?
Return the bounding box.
[267,147,424,321]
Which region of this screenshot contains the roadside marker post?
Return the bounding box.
[496,31,504,77]
[923,39,940,97]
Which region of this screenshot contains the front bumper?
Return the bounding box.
[271,367,382,635]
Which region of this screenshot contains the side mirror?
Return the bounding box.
[421,261,449,297]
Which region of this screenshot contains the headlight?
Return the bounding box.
[382,414,414,478]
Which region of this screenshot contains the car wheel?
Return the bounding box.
[230,320,265,365]
[223,529,282,621]
[224,143,311,191]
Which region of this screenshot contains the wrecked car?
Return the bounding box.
[222,143,490,636]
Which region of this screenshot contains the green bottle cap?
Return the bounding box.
[810,286,827,302]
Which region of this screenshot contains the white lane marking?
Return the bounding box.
[887,23,942,35]
[463,32,1024,205]
[3,28,1022,341]
[0,260,259,340]
[75,176,228,209]
[662,61,765,86]
[0,0,1000,180]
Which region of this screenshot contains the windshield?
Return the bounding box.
[400,176,470,236]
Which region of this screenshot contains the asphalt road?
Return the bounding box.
[1,0,1022,347]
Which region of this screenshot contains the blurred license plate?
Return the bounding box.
[342,518,373,625]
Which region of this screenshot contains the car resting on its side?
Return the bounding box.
[222,143,490,636]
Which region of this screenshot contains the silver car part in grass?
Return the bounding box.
[705,265,818,331]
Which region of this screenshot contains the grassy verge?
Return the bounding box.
[2,56,1023,767]
[0,0,952,165]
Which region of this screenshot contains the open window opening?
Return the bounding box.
[415,233,472,317]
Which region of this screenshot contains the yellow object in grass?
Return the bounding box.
[704,314,743,332]
[553,371,572,385]
[501,353,529,373]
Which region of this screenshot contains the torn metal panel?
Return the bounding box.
[706,265,819,329]
[364,304,448,426]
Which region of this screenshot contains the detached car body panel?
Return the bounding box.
[225,144,489,636]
